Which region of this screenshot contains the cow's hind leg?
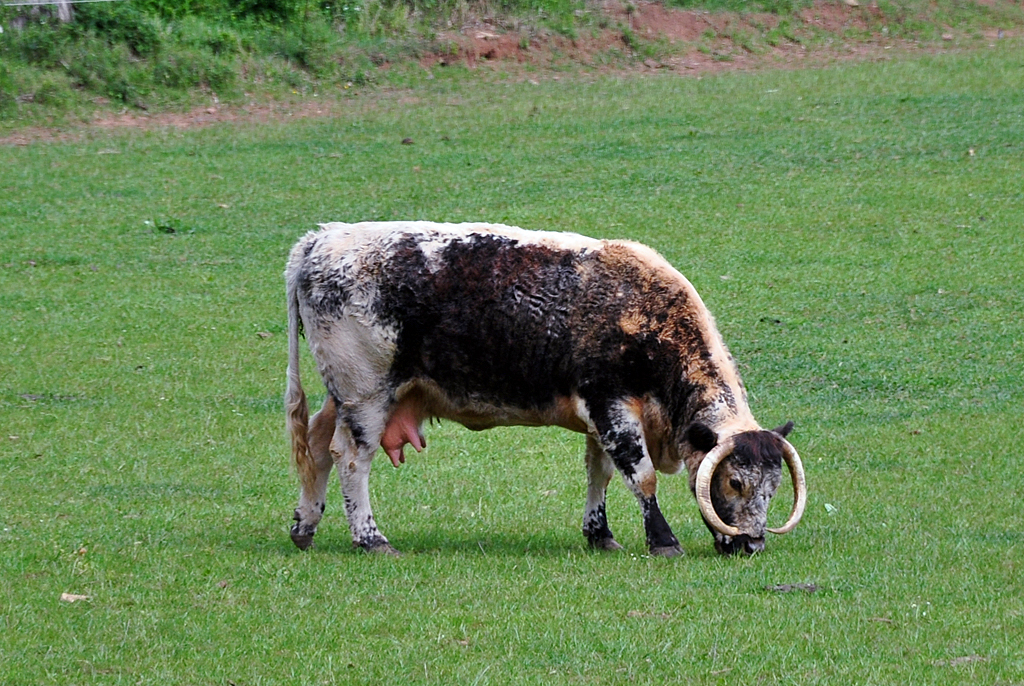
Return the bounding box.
[332,400,399,555]
[583,435,623,551]
[588,398,683,557]
[291,396,337,550]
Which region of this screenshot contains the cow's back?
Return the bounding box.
[290,222,608,409]
[287,221,744,428]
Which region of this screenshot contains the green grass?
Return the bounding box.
[2,45,1023,684]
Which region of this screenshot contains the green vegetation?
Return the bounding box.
[2,46,1023,684]
[2,0,1024,122]
[0,0,585,116]
[0,1,376,112]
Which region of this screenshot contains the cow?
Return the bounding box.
[285,222,806,557]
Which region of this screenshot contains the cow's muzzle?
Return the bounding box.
[715,534,765,556]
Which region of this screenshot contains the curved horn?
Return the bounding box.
[695,438,741,538]
[767,439,806,535]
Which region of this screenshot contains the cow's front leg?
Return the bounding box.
[291,396,337,550]
[590,399,682,557]
[332,403,399,555]
[583,435,623,551]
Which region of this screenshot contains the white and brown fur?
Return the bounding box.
[286,222,792,556]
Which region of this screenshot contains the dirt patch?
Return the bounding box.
[622,2,714,42]
[91,101,338,130]
[799,1,879,33]
[0,99,346,146]
[421,31,528,68]
[619,2,784,43]
[981,27,1018,39]
[466,30,529,65]
[421,26,626,70]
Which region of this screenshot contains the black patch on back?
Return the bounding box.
[374,234,586,408]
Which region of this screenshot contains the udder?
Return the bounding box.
[380,399,426,468]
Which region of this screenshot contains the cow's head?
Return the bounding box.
[685,421,806,555]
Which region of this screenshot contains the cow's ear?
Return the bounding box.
[773,421,795,437]
[684,422,718,453]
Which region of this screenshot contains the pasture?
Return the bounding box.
[2,46,1023,684]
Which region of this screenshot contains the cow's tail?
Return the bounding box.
[285,267,314,488]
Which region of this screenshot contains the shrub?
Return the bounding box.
[1,18,71,66]
[132,0,311,22]
[346,0,412,36]
[231,0,310,22]
[172,16,245,56]
[153,47,237,91]
[0,62,15,112]
[28,71,75,107]
[253,13,340,73]
[73,2,164,56]
[63,38,145,102]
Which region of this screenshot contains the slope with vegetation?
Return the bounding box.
[1,0,1023,125]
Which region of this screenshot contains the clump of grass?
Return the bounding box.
[765,18,800,46]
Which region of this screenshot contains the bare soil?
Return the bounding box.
[2,0,1019,146]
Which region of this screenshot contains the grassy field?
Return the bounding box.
[2,44,1023,684]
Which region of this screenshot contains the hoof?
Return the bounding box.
[588,537,624,552]
[290,528,315,551]
[291,509,317,550]
[649,544,684,558]
[359,541,402,557]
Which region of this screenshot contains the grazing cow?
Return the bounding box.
[285,222,805,557]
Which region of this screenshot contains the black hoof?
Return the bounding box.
[649,544,684,558]
[588,537,624,552]
[290,524,315,551]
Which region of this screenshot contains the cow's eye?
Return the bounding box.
[729,478,743,492]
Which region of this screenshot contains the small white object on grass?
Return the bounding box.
[60,593,90,603]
